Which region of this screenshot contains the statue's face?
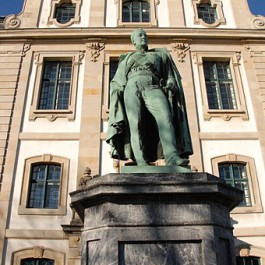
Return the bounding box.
[132,29,148,50]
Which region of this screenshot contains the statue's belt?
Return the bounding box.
[125,55,162,85]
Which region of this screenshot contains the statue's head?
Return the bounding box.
[131,28,148,50]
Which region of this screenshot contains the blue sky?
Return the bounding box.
[0,0,264,17]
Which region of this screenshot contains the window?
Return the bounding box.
[28,163,61,209]
[102,56,119,120]
[55,3,75,24]
[236,256,261,265]
[116,0,158,27]
[48,0,81,27]
[203,61,237,110]
[194,52,248,120]
[18,155,69,215]
[22,258,54,265]
[197,3,217,24]
[218,163,251,207]
[192,0,225,27]
[13,247,64,265]
[30,51,84,121]
[38,61,72,110]
[122,0,150,22]
[212,154,263,213]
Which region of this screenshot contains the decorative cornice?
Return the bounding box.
[171,42,190,62]
[253,16,265,29]
[4,14,21,29]
[86,42,105,62]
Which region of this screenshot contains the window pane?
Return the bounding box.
[27,164,61,209]
[218,163,251,207]
[198,4,217,24]
[38,61,71,110]
[22,258,55,265]
[122,0,150,23]
[236,256,261,265]
[204,61,237,110]
[55,3,75,24]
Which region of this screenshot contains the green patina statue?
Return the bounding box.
[107,28,193,167]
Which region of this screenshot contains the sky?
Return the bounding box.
[0,0,264,17]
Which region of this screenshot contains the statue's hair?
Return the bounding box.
[131,28,147,44]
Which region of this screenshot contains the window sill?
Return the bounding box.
[204,109,249,121]
[29,109,75,121]
[18,206,67,215]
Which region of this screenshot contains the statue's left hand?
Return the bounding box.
[164,77,176,93]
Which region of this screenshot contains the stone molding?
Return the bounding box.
[18,154,69,215]
[193,51,249,121]
[12,247,65,265]
[252,16,265,29]
[171,42,190,63]
[3,15,21,29]
[48,0,81,28]
[192,0,226,28]
[86,42,105,62]
[29,50,84,121]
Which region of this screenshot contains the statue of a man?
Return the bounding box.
[107,28,193,166]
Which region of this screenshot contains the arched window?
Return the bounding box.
[21,258,54,265]
[218,162,251,206]
[122,0,150,23]
[18,155,69,215]
[211,154,263,213]
[27,163,61,209]
[197,3,217,24]
[55,3,75,24]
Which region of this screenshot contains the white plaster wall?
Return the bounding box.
[22,53,84,133]
[38,0,91,28]
[106,0,118,27]
[201,139,265,226]
[100,121,116,174]
[192,56,257,133]
[8,140,79,230]
[183,0,236,28]
[101,140,116,175]
[157,0,169,27]
[5,239,68,265]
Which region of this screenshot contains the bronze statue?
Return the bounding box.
[107,28,193,167]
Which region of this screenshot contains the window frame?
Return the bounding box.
[30,51,83,121]
[192,0,226,28]
[218,162,252,207]
[27,163,62,209]
[18,154,69,215]
[48,0,81,27]
[115,0,159,27]
[212,154,263,214]
[102,53,120,120]
[13,247,65,265]
[195,52,248,121]
[197,3,217,25]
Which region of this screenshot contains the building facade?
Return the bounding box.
[0,0,265,264]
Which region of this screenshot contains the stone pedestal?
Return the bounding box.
[70,173,243,265]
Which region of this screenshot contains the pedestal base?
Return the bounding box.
[70,173,243,265]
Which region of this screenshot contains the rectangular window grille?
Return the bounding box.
[122,0,150,22]
[203,61,237,110]
[218,163,252,207]
[22,258,54,265]
[236,256,261,265]
[55,3,75,24]
[28,164,61,209]
[198,4,217,24]
[38,61,72,110]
